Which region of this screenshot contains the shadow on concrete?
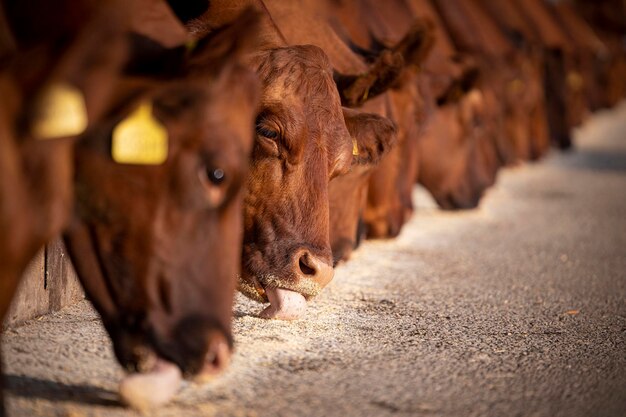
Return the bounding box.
[5,374,121,408]
[558,149,626,172]
[233,309,259,319]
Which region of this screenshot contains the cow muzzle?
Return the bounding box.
[118,330,231,411]
[293,249,334,290]
[119,357,182,412]
[258,250,334,320]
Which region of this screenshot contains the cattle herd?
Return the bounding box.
[0,0,624,413]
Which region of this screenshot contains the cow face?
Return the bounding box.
[363,80,424,239]
[239,45,354,313]
[63,16,260,379]
[486,59,540,164]
[417,89,499,210]
[329,106,397,264]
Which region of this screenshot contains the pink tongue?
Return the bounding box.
[259,287,307,320]
[119,358,182,411]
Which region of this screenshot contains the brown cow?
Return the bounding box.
[185,0,401,319]
[335,0,502,211]
[477,0,551,160]
[253,0,406,262]
[62,6,262,410]
[1,1,262,410]
[0,0,130,413]
[553,1,611,111]
[512,0,589,149]
[572,0,626,107]
[410,0,502,209]
[331,0,434,235]
[433,0,535,164]
[241,44,369,319]
[329,99,397,264]
[0,0,129,321]
[352,0,436,236]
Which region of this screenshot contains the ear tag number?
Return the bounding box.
[352,137,359,157]
[32,83,88,140]
[111,101,168,165]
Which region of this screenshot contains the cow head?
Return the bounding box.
[63,13,260,382]
[239,45,359,319]
[334,49,405,107]
[329,105,397,264]
[362,80,424,239]
[417,88,500,210]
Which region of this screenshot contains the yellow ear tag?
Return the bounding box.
[185,39,198,53]
[111,101,168,165]
[567,72,584,92]
[32,83,88,140]
[507,78,524,95]
[352,137,359,156]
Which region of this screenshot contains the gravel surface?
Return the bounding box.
[3,103,626,417]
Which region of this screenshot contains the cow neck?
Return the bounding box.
[257,0,289,46]
[553,2,607,55]
[188,0,287,49]
[362,0,414,47]
[405,0,474,101]
[462,0,515,57]
[407,0,458,66]
[330,0,371,50]
[479,0,539,45]
[432,0,513,58]
[513,0,572,52]
[259,0,367,74]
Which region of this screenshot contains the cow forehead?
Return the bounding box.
[254,44,333,75]
[148,70,257,144]
[256,49,349,150]
[254,46,336,103]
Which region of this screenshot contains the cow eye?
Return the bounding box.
[256,125,279,140]
[198,165,228,207]
[207,167,226,185]
[199,166,227,187]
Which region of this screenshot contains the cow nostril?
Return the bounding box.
[205,351,221,373]
[196,332,231,382]
[298,255,316,276]
[292,252,335,290]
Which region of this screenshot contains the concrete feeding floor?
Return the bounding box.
[3,103,626,417]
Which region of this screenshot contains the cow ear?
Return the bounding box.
[14,0,130,138]
[393,19,436,68]
[58,2,130,121]
[342,107,397,166]
[184,7,262,76]
[334,50,405,107]
[436,65,481,106]
[459,89,485,128]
